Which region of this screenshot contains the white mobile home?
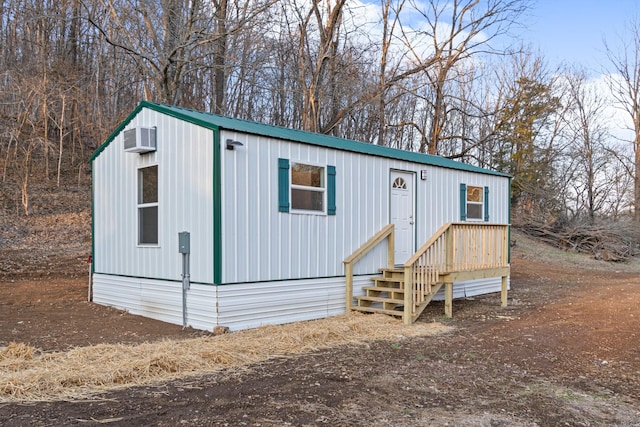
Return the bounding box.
[91,101,511,331]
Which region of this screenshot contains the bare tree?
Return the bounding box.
[294,0,347,133]
[606,19,640,222]
[86,0,275,107]
[400,0,527,154]
[375,0,406,145]
[563,70,618,221]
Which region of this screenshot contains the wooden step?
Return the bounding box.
[351,305,403,316]
[378,267,404,279]
[356,295,404,305]
[363,292,403,304]
[362,285,405,296]
[372,277,404,288]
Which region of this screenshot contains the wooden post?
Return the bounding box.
[343,224,395,314]
[502,225,509,267]
[388,228,395,268]
[501,225,509,309]
[345,263,353,311]
[444,282,453,318]
[501,275,508,308]
[445,226,454,273]
[403,266,413,325]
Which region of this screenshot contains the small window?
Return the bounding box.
[138,165,158,244]
[466,185,484,220]
[392,177,407,189]
[291,163,325,212]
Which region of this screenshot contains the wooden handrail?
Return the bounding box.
[343,224,395,311]
[345,222,510,324]
[403,222,452,267]
[343,224,395,265]
[402,223,510,324]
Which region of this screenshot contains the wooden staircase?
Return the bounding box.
[344,222,511,324]
[353,267,443,318]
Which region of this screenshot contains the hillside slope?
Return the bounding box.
[0,177,91,279]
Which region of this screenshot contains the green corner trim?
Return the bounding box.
[213,127,222,284]
[91,165,95,274]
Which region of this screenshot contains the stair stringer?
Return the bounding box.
[410,282,444,323]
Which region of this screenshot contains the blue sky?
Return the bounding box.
[522,0,640,73]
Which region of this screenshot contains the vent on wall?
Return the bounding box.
[124,127,156,153]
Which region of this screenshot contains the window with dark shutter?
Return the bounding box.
[278,159,336,216]
[461,183,489,222]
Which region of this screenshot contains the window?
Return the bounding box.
[392,177,407,189]
[278,159,336,215]
[291,163,325,212]
[460,184,489,221]
[466,186,483,220]
[138,165,158,244]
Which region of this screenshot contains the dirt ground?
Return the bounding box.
[1,239,640,426]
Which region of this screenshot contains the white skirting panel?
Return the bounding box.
[92,273,217,331]
[92,273,509,332]
[216,275,375,331]
[432,276,511,300]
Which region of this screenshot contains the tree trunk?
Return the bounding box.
[57,95,66,188]
[635,132,640,222]
[213,0,228,114]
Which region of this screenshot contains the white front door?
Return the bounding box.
[390,170,415,265]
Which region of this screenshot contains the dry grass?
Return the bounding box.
[0,312,451,403]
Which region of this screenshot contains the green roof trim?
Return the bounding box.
[90,103,143,162]
[91,100,510,178]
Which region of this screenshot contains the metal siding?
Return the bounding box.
[93,109,215,284]
[92,274,217,330]
[462,277,511,298]
[216,275,374,331]
[220,130,511,284]
[221,132,405,284]
[415,168,511,244]
[92,274,142,313]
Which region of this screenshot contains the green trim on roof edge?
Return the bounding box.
[90,102,143,162]
[90,100,510,178]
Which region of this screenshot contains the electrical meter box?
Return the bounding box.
[178,232,190,254]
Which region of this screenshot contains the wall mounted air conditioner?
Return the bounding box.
[124,126,156,153]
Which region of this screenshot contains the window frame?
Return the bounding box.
[289,161,327,215]
[137,165,159,245]
[465,184,485,222]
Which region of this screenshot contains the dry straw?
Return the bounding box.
[0,313,450,403]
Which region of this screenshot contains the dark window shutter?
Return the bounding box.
[484,186,490,221]
[327,165,336,215]
[278,158,290,213]
[460,183,467,221]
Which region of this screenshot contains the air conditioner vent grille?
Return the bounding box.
[124,127,156,153]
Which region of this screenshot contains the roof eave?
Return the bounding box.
[91,101,511,178]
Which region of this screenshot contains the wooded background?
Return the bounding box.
[2,0,640,258]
